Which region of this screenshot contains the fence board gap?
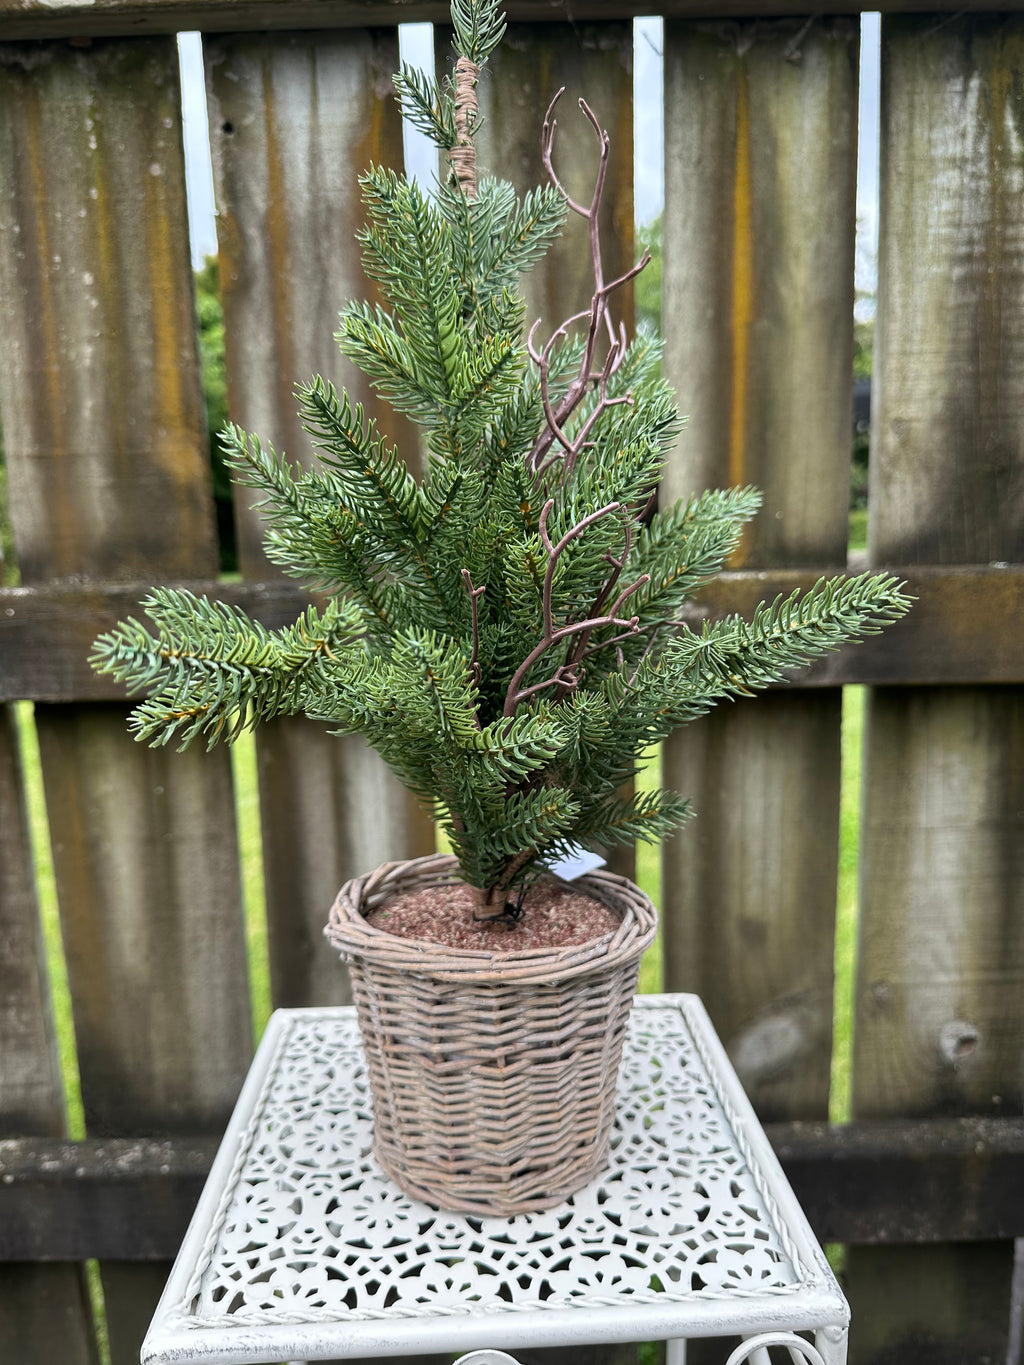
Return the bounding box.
[12,700,86,1136]
[229,730,273,1041]
[829,684,866,1125]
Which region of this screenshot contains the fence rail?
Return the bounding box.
[1,6,1022,1365]
[5,0,1024,40]
[4,564,1024,702]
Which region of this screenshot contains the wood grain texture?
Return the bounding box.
[0,705,98,1362]
[0,707,64,1141]
[0,1262,98,1365]
[848,16,1024,1363]
[207,27,434,1009]
[0,38,216,582]
[855,688,1024,1121]
[659,16,857,1122]
[2,0,1024,43]
[660,16,857,563]
[868,17,1024,570]
[663,692,842,1121]
[34,708,252,1136]
[0,36,251,1365]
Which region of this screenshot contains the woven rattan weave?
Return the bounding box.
[325,854,658,1216]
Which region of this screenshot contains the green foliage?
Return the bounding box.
[393,63,459,152]
[635,216,662,335]
[0,447,17,587]
[852,314,873,517]
[91,0,911,908]
[853,314,874,381]
[195,256,237,571]
[451,0,507,63]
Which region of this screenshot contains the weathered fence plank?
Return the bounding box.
[0,35,251,1365]
[0,47,214,584]
[0,705,97,1363]
[660,16,858,1125]
[4,0,1024,43]
[847,14,1024,1365]
[206,27,434,1009]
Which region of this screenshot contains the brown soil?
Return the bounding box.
[366,877,620,952]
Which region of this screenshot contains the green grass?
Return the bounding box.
[830,685,865,1123]
[848,507,868,553]
[229,732,274,1041]
[635,748,664,994]
[13,702,85,1141]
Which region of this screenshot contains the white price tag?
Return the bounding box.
[546,844,606,881]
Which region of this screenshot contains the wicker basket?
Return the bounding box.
[325,853,658,1216]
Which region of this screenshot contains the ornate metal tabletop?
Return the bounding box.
[142,995,849,1365]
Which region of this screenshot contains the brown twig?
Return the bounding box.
[524,90,651,484]
[502,500,648,716]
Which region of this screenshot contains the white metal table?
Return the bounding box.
[142,995,849,1365]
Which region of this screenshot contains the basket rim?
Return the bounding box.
[324,852,658,984]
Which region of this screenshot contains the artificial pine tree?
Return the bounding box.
[92,0,910,923]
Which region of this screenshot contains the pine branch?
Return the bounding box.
[392,64,458,150]
[296,378,422,543]
[451,0,507,63]
[572,789,695,848]
[90,592,363,750]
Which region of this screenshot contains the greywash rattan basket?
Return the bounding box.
[325,853,658,1216]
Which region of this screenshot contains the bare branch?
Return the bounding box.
[537,498,621,636]
[526,89,653,484]
[503,612,640,716]
[503,500,642,716]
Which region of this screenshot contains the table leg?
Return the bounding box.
[813,1326,849,1365]
[666,1338,687,1365]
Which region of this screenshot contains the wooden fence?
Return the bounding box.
[1,3,1022,1363]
